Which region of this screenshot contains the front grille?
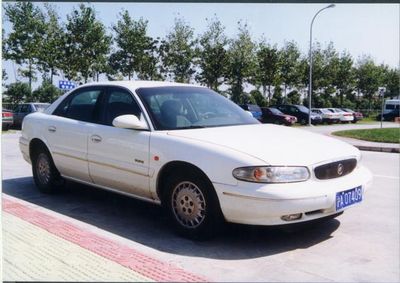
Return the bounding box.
[314,158,357,180]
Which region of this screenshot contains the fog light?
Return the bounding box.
[281,213,302,221]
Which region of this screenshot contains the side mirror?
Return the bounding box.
[112,114,148,130]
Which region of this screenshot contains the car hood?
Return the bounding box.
[167,124,359,166]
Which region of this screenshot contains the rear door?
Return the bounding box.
[87,86,151,198]
[46,86,105,182]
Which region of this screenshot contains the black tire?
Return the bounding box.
[32,147,64,193]
[3,124,9,131]
[300,118,307,125]
[164,169,223,240]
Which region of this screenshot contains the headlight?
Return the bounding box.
[232,166,310,183]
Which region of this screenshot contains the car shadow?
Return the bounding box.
[2,176,340,260]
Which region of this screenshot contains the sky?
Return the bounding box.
[1,2,399,89]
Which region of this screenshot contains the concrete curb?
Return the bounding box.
[353,145,400,153]
[327,133,399,154]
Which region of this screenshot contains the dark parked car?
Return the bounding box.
[13,103,50,127]
[261,107,297,126]
[272,104,322,125]
[239,104,262,121]
[340,108,363,123]
[376,109,400,122]
[2,109,14,131]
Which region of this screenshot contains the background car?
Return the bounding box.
[376,109,400,122]
[312,108,340,124]
[13,103,50,127]
[273,104,322,125]
[261,107,297,126]
[327,108,354,123]
[239,104,262,121]
[2,109,14,131]
[340,108,363,123]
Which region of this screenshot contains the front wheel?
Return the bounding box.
[32,148,64,193]
[300,118,307,125]
[164,171,223,240]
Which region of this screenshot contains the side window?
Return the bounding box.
[290,106,299,113]
[20,105,30,113]
[54,89,102,123]
[104,88,142,126]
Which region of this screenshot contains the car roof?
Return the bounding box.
[80,80,204,91]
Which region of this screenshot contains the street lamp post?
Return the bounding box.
[308,4,335,126]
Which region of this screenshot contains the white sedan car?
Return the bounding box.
[327,108,354,123]
[20,81,372,239]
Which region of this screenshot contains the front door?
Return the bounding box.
[87,87,151,198]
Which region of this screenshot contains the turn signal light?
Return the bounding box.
[281,213,302,221]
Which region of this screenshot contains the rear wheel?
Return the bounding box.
[300,118,307,125]
[32,147,64,193]
[164,170,223,240]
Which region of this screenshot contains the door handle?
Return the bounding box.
[48,126,56,133]
[91,135,102,143]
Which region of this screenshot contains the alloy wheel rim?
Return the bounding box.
[37,154,51,185]
[171,181,206,229]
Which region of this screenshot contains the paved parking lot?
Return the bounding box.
[1,130,399,282]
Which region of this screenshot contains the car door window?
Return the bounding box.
[54,88,103,123]
[104,88,142,126]
[20,105,30,113]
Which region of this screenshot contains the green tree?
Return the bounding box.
[63,4,111,82]
[2,69,8,87]
[196,17,228,91]
[3,82,31,106]
[160,18,196,83]
[226,22,256,103]
[37,4,64,84]
[287,90,300,105]
[279,41,301,99]
[355,57,384,110]
[383,68,400,99]
[31,80,63,103]
[249,89,267,107]
[254,41,281,103]
[334,51,355,106]
[3,2,45,90]
[109,10,158,80]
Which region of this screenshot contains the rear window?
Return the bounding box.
[248,104,261,112]
[34,104,49,112]
[386,104,399,110]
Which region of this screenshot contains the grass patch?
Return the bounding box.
[333,128,400,143]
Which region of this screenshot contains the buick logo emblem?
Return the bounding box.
[337,163,344,175]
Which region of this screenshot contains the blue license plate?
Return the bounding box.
[336,186,363,211]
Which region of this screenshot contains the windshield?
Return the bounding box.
[269,107,283,115]
[297,105,309,113]
[137,86,259,130]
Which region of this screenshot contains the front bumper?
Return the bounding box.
[19,136,31,164]
[214,165,372,225]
